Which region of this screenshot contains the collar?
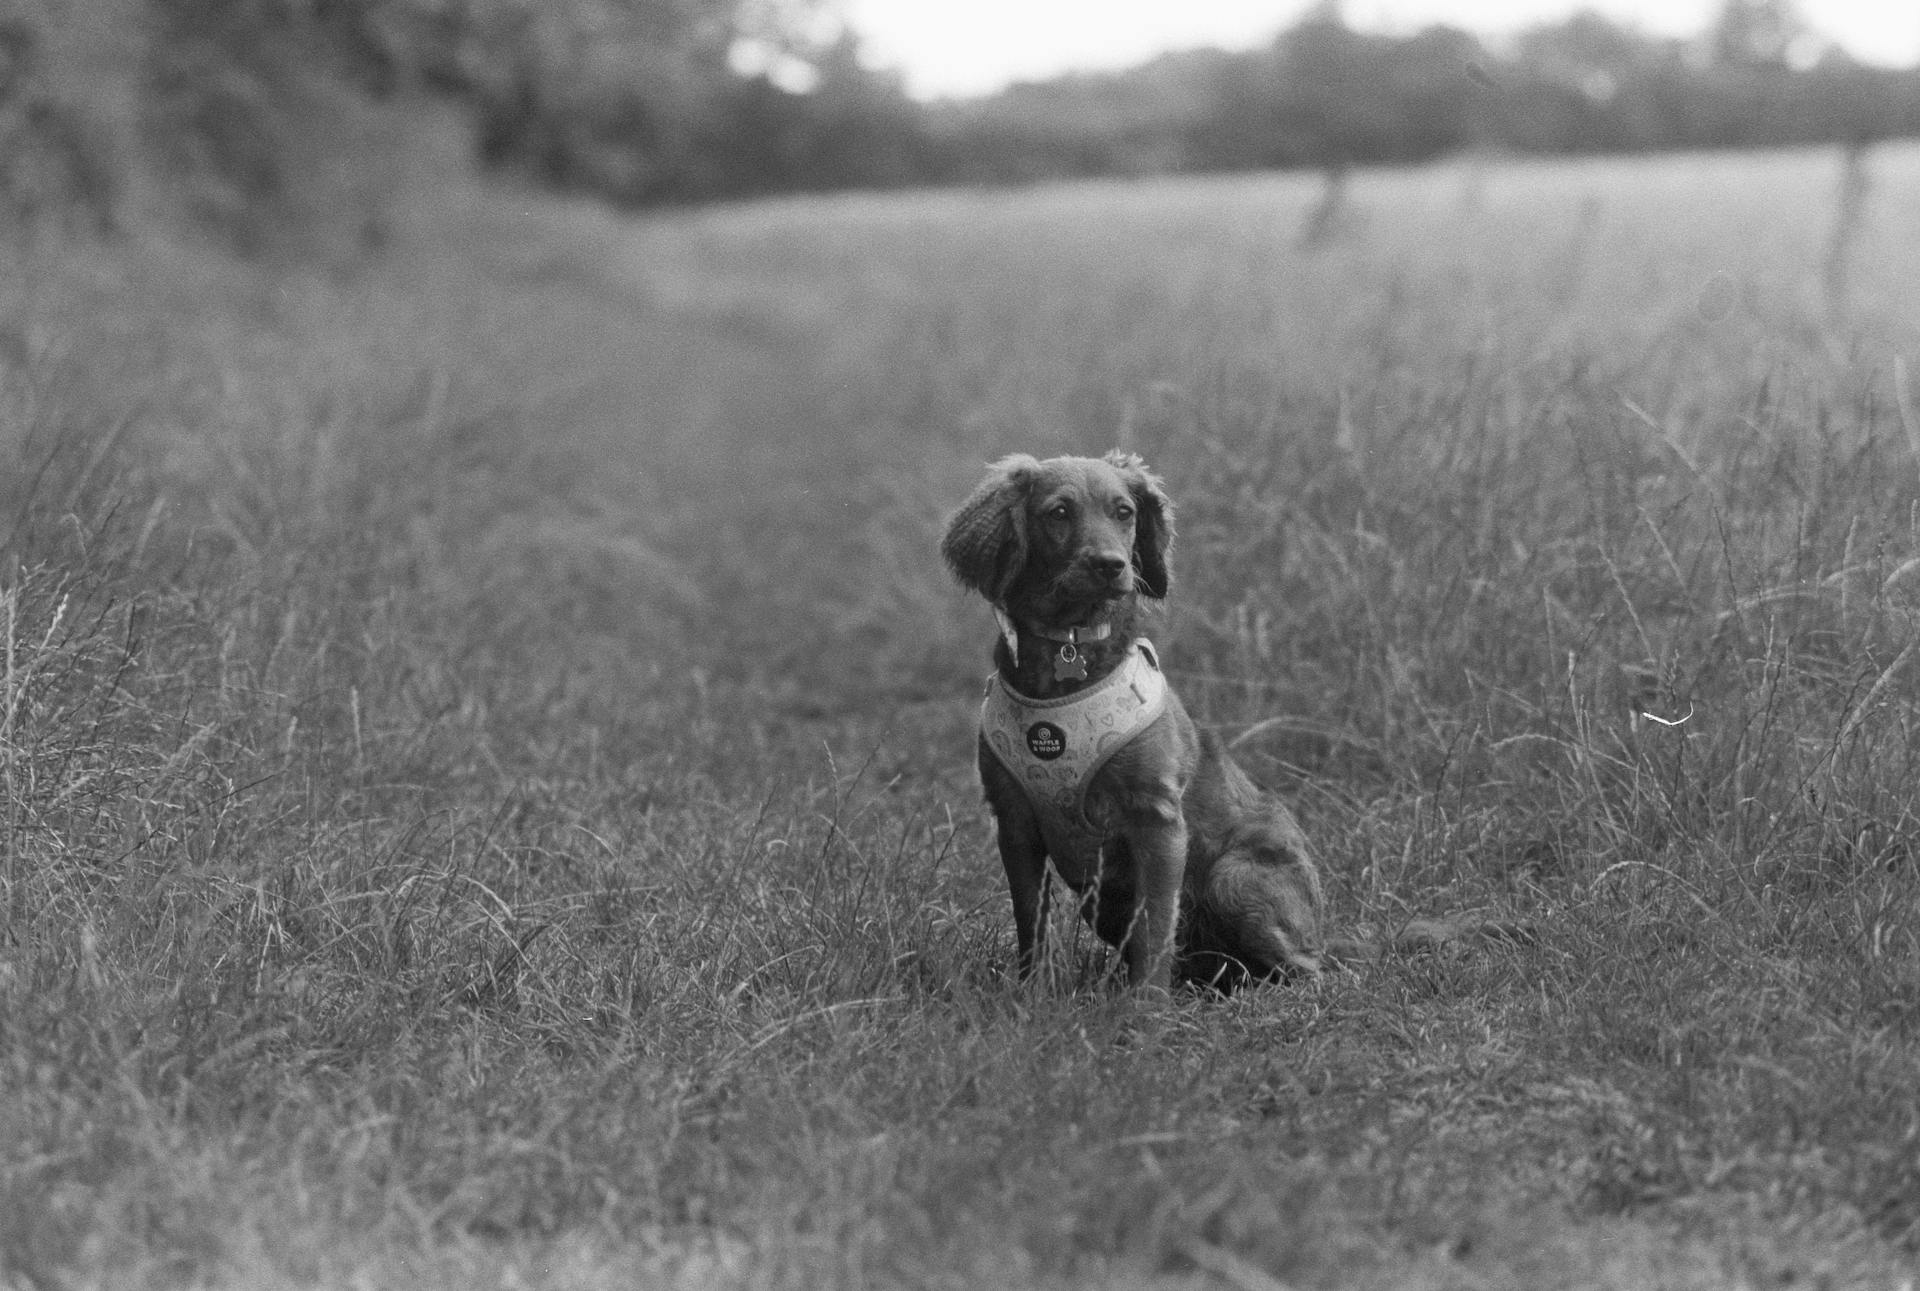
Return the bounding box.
[991,606,1113,666]
[1028,620,1113,645]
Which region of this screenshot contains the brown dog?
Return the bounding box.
[942,450,1326,991]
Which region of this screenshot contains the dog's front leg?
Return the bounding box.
[1118,799,1187,992]
[996,811,1052,980]
[984,748,1053,980]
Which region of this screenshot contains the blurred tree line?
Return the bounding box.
[0,0,1916,241]
[929,1,1920,184]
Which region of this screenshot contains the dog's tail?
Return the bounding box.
[1324,915,1532,965]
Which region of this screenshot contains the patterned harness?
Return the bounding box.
[979,640,1168,870]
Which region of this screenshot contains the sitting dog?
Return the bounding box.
[942,450,1326,991]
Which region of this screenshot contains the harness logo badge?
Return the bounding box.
[1025,722,1066,760]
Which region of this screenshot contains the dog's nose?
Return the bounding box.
[1090,554,1129,580]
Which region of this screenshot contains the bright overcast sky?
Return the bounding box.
[842,1,1920,99]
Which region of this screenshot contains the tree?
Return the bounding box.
[129,0,884,218]
[1515,10,1669,77]
[1710,0,1808,68]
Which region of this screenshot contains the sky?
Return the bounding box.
[841,0,1920,99]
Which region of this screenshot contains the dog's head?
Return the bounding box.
[941,451,1173,621]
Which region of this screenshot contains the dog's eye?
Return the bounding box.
[1047,503,1071,521]
[1115,503,1135,521]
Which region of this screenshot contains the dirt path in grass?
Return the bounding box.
[443,197,986,707]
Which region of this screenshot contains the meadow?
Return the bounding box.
[5,141,1920,1288]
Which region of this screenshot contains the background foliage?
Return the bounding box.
[1,0,1918,234]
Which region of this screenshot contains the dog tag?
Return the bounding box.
[1053,643,1089,682]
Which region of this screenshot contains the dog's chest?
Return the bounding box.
[980,642,1167,872]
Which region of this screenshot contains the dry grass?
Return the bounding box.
[5,143,1920,1288]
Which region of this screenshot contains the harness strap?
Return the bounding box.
[979,640,1167,846]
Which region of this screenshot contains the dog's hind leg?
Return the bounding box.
[1185,844,1325,986]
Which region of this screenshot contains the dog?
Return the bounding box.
[942,450,1327,992]
[943,451,1525,992]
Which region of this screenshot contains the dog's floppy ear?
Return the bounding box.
[1104,450,1174,599]
[942,454,1039,603]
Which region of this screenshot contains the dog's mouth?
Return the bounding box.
[1030,566,1135,620]
[1085,565,1139,601]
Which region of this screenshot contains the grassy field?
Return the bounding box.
[6,141,1920,1288]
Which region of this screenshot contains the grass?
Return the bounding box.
[5,141,1920,1287]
